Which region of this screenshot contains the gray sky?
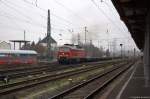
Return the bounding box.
[0,0,139,51]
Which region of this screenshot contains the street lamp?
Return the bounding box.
[120,44,123,58]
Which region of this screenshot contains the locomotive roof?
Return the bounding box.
[60,45,84,50]
[0,50,37,54]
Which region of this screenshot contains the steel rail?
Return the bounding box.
[0,59,123,80]
[0,61,124,96]
[49,62,133,99]
[84,63,133,99]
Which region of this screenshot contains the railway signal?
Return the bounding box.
[120,44,123,58]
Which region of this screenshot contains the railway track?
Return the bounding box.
[49,61,134,99]
[0,61,57,70]
[0,59,124,80]
[0,62,58,74]
[0,60,128,97]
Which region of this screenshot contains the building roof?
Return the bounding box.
[10,40,30,43]
[38,36,57,44]
[111,0,149,50]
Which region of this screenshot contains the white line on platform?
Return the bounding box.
[116,62,138,99]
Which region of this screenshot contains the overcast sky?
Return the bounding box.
[0,0,139,51]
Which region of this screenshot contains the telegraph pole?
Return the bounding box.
[112,38,117,58]
[90,39,93,56]
[77,33,80,45]
[24,30,26,41]
[35,0,38,6]
[24,30,27,47]
[98,40,100,49]
[84,26,88,57]
[106,28,110,52]
[84,26,87,44]
[47,9,52,60]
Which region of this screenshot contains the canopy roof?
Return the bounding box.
[111,0,149,50]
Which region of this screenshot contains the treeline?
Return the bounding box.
[21,41,110,59]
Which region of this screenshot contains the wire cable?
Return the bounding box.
[52,0,89,25]
[1,0,75,32]
[91,0,125,34]
[22,0,77,26]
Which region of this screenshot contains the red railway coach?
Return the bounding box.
[0,50,37,65]
[57,44,86,64]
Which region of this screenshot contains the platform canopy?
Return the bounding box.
[10,40,30,50]
[111,0,149,50]
[10,40,30,43]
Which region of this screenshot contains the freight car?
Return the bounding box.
[0,50,37,65]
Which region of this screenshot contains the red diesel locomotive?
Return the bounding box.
[57,44,86,64]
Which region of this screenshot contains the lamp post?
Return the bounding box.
[134,48,136,60]
[120,44,123,58]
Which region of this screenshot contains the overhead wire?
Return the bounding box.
[1,0,46,29]
[0,13,67,32]
[16,0,82,31]
[0,22,24,31]
[22,0,77,26]
[7,0,47,20]
[1,0,130,45]
[18,0,88,35]
[90,0,125,34]
[1,1,33,22]
[0,15,24,30]
[0,0,74,42]
[101,0,128,33]
[1,0,76,30]
[52,0,89,25]
[0,5,45,26]
[0,3,27,31]
[22,0,87,31]
[2,0,46,24]
[0,0,75,32]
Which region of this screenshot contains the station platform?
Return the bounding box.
[106,60,150,99]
